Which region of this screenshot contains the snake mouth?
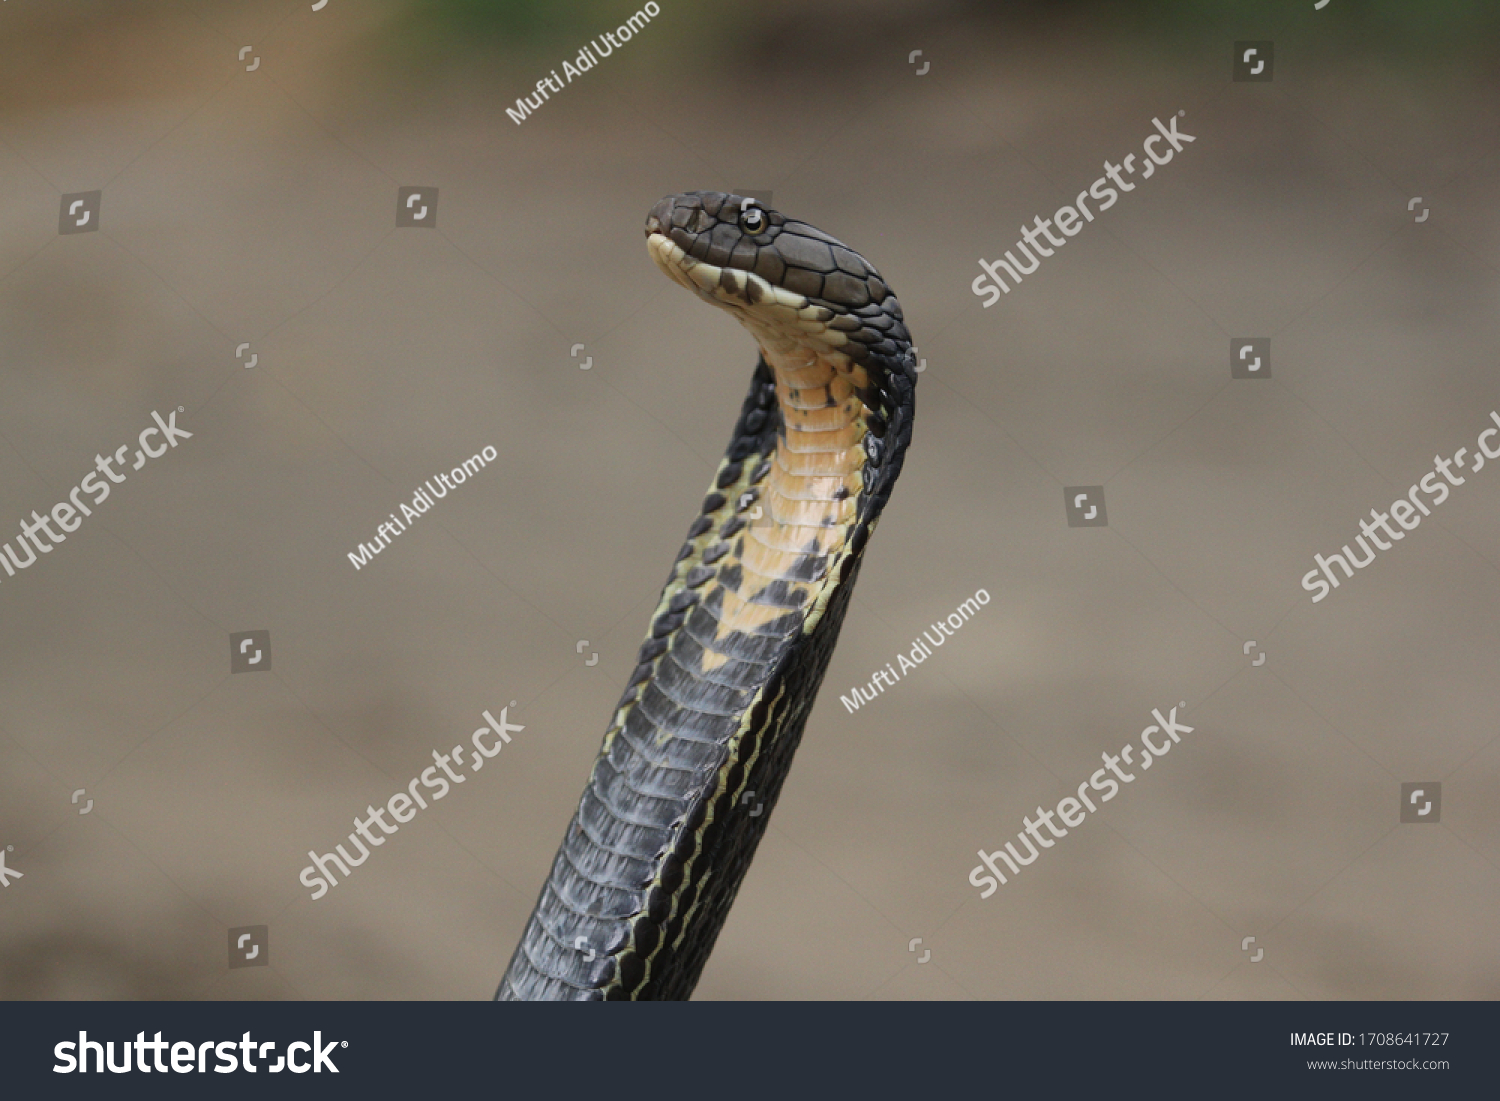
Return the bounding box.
[648,230,861,369]
[647,231,801,310]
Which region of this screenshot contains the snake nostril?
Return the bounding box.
[646,196,677,237]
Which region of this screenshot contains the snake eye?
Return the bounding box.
[738,205,767,235]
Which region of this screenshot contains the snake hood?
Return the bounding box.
[499,192,914,1000]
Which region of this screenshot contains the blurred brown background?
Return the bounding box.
[1,0,1498,999]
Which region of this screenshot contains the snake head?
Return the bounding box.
[644,191,912,376]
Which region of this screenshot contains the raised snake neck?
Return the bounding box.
[498,191,916,1000]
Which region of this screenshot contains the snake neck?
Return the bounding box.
[704,343,869,662]
[763,344,869,558]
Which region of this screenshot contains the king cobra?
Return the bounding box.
[498,191,916,1000]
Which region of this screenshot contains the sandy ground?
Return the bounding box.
[1,0,1498,999]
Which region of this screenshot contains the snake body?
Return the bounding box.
[498,191,916,1000]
